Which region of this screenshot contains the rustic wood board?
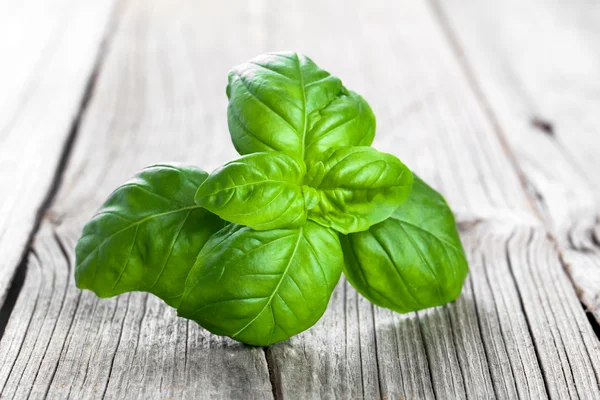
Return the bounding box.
[0,0,598,398]
[0,0,116,307]
[435,0,600,321]
[261,0,600,397]
[1,0,271,397]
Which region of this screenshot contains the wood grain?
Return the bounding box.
[435,0,600,321]
[263,0,600,396]
[0,0,116,307]
[2,0,274,397]
[0,227,272,399]
[0,0,598,398]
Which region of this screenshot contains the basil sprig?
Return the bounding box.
[76,52,468,346]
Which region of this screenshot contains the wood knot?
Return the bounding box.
[531,117,555,136]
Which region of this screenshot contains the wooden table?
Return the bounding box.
[1,0,599,398]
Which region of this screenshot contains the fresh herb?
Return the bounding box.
[76,52,468,346]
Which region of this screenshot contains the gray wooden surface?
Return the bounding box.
[437,0,600,321]
[0,0,115,307]
[0,0,599,398]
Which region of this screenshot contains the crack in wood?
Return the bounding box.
[45,232,84,398]
[263,347,281,400]
[0,259,27,345]
[585,307,600,341]
[503,229,552,398]
[0,250,41,396]
[100,295,132,399]
[479,251,520,396]
[370,303,384,400]
[525,229,579,396]
[467,275,499,398]
[416,312,439,400]
[22,234,72,398]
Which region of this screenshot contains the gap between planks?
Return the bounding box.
[0,0,120,342]
[426,0,600,344]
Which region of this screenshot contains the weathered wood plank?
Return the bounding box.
[0,0,116,307]
[262,0,600,398]
[1,0,274,398]
[0,227,272,399]
[435,0,600,321]
[1,0,599,398]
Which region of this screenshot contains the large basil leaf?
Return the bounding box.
[194,152,307,230]
[177,222,344,346]
[75,164,225,308]
[305,147,413,234]
[340,176,468,313]
[226,52,375,160]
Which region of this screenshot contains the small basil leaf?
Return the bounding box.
[340,176,468,313]
[227,52,375,160]
[177,222,344,346]
[306,146,413,234]
[75,164,225,308]
[194,152,307,230]
[304,90,375,162]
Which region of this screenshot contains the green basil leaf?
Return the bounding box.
[194,152,307,230]
[304,90,375,162]
[75,164,225,308]
[177,222,344,346]
[340,176,468,313]
[305,146,413,234]
[227,52,375,160]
